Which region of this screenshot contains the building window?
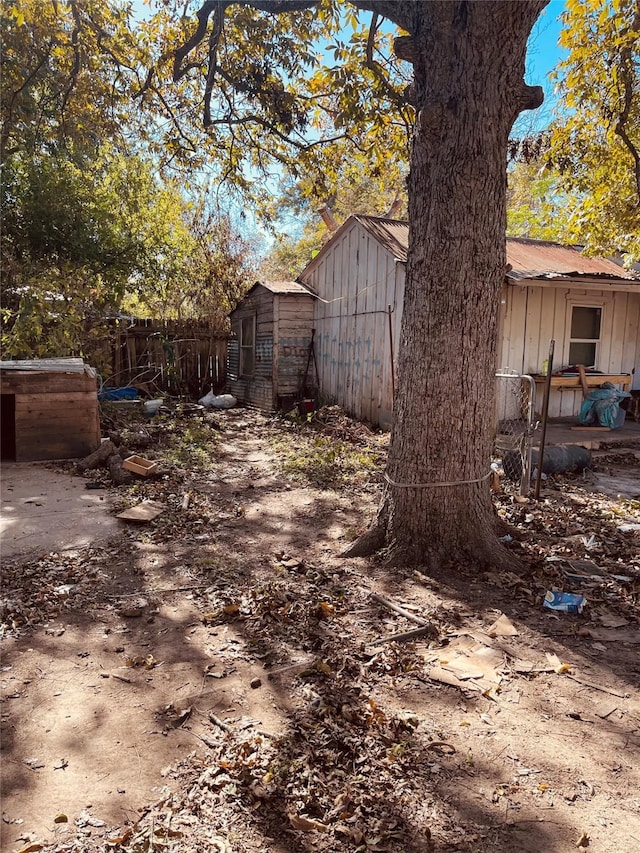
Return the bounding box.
[240,316,255,377]
[569,306,601,368]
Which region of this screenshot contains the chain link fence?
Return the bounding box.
[494,370,537,496]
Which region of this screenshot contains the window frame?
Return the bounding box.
[566,302,604,369]
[239,315,256,378]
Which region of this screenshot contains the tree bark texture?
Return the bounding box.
[365,0,547,566]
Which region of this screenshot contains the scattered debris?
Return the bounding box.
[77,440,117,473]
[2,405,639,853]
[122,455,159,477]
[118,598,148,618]
[289,813,329,832]
[543,591,586,614]
[116,500,165,522]
[487,613,519,637]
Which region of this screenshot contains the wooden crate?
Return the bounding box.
[0,365,101,462]
[122,455,159,477]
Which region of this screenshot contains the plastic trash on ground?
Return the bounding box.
[543,591,586,614]
[198,391,237,409]
[143,399,164,415]
[98,387,139,402]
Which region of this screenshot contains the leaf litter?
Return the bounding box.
[1,407,640,852]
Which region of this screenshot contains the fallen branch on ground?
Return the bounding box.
[368,591,432,626]
[566,674,629,699]
[372,624,439,645]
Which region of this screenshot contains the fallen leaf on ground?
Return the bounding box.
[289,813,329,832]
[546,653,571,674]
[487,613,519,637]
[106,828,133,846]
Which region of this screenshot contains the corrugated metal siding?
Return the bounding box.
[506,239,637,281]
[228,286,275,411]
[305,217,637,283]
[299,217,639,426]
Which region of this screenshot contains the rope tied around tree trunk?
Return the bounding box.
[383,471,493,489]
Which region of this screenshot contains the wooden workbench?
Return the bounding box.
[532,373,632,413]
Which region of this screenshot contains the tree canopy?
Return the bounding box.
[1,0,254,363]
[545,0,639,261]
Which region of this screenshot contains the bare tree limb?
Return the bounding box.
[174,0,218,81]
[352,1,417,31]
[614,5,640,205]
[59,0,83,138]
[365,12,410,110]
[173,0,317,83]
[204,3,227,127]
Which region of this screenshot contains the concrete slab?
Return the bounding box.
[536,418,640,450]
[0,463,121,560]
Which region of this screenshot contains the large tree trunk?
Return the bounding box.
[349,1,547,566]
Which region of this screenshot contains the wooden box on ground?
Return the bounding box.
[122,455,159,476]
[0,359,101,462]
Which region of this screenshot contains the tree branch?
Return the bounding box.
[614,6,640,205]
[352,1,416,32]
[0,52,50,163]
[515,81,544,113]
[59,0,83,136]
[204,3,227,127]
[173,0,318,82]
[365,13,410,109]
[207,111,351,152]
[174,0,218,82]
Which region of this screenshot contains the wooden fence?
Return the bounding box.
[104,319,228,398]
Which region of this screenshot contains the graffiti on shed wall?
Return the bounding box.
[316,330,382,396]
[278,337,310,377]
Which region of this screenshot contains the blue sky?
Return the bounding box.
[131,0,569,235]
[523,0,568,129]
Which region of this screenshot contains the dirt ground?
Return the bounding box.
[1,463,119,559]
[1,407,639,853]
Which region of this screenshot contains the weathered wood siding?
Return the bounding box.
[300,220,403,428]
[227,285,315,411]
[228,286,274,411]
[0,370,101,461]
[107,319,227,396]
[302,220,639,427]
[273,294,315,400]
[499,284,640,417]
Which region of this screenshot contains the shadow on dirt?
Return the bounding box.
[2,407,639,852]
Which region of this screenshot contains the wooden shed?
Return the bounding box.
[0,358,101,462]
[299,215,639,428]
[227,281,316,412]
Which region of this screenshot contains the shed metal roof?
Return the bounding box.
[504,238,637,281]
[256,280,315,295]
[349,216,637,283]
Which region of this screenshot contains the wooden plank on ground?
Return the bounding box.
[117,500,165,522]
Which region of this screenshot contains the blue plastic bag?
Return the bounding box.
[579,382,630,429]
